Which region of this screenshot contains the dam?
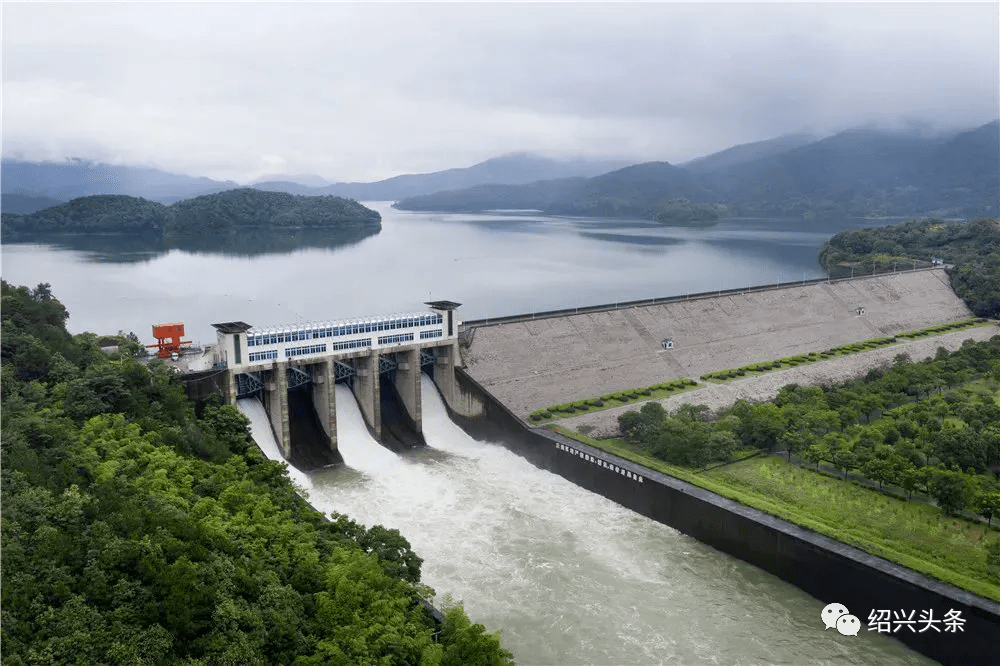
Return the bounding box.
[459,268,972,419]
[205,267,998,664]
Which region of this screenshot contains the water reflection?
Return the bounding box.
[5,226,378,264]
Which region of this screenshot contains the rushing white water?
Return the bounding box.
[241,376,931,665]
[236,397,311,491]
[333,384,402,474]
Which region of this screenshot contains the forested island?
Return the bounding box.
[820,218,1000,318]
[0,188,382,240]
[0,281,513,664]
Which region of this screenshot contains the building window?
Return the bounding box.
[332,338,372,351]
[377,332,415,345]
[285,343,328,358]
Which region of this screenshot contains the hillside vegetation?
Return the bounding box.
[820,218,1000,318]
[396,121,999,222]
[1,188,381,239]
[0,281,512,664]
[613,338,1000,600]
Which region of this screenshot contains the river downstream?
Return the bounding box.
[240,379,931,665]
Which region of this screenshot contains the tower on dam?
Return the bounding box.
[211,301,462,466]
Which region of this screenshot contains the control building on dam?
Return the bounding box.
[210,301,463,467]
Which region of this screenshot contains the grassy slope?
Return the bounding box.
[549,425,1000,602]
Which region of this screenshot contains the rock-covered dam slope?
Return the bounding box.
[460,269,972,418]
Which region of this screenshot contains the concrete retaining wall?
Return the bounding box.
[462,268,972,418]
[443,367,1000,666]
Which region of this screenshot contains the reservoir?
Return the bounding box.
[2,204,932,663]
[0,202,898,341]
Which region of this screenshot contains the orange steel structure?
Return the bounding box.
[147,323,192,358]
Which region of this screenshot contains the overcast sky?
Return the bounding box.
[3,1,998,183]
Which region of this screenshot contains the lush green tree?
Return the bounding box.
[975,491,1000,527]
[1,281,512,664]
[731,401,784,451]
[929,468,973,516]
[861,457,895,490]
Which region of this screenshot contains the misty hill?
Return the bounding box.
[1,193,65,215]
[395,162,722,223]
[253,153,630,200]
[1,158,238,204]
[1,188,381,239]
[711,121,999,218]
[251,173,332,188]
[682,133,819,172]
[396,121,999,221]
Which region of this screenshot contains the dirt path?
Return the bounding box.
[555,324,998,438]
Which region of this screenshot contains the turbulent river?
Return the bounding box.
[239,378,931,665]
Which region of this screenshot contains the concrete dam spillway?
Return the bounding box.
[219,268,999,664]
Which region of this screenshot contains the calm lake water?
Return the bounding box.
[1,202,898,344]
[2,204,932,664]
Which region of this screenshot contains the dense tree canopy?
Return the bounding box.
[618,336,1000,521]
[819,218,1000,317]
[1,280,513,665]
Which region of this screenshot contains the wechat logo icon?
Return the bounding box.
[822,603,859,636]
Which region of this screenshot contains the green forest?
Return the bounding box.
[619,341,1000,513]
[0,281,513,665]
[616,338,1000,595]
[0,188,382,239]
[819,218,1000,318]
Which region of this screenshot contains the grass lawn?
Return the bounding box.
[548,424,1000,603]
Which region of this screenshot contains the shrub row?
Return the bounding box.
[898,318,985,339]
[529,379,697,421]
[699,318,987,382]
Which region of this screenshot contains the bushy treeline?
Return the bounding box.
[1,281,513,665]
[551,197,721,224]
[619,338,1000,521]
[1,188,381,239]
[819,218,1000,317]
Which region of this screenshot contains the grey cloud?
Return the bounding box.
[2,2,997,181]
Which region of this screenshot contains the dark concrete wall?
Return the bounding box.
[379,375,426,451]
[287,389,342,469]
[180,368,231,405]
[444,367,1000,666]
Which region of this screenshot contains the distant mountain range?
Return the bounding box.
[680,133,819,172]
[3,122,996,221]
[1,153,629,214]
[395,121,999,221]
[0,158,239,207]
[251,153,632,200]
